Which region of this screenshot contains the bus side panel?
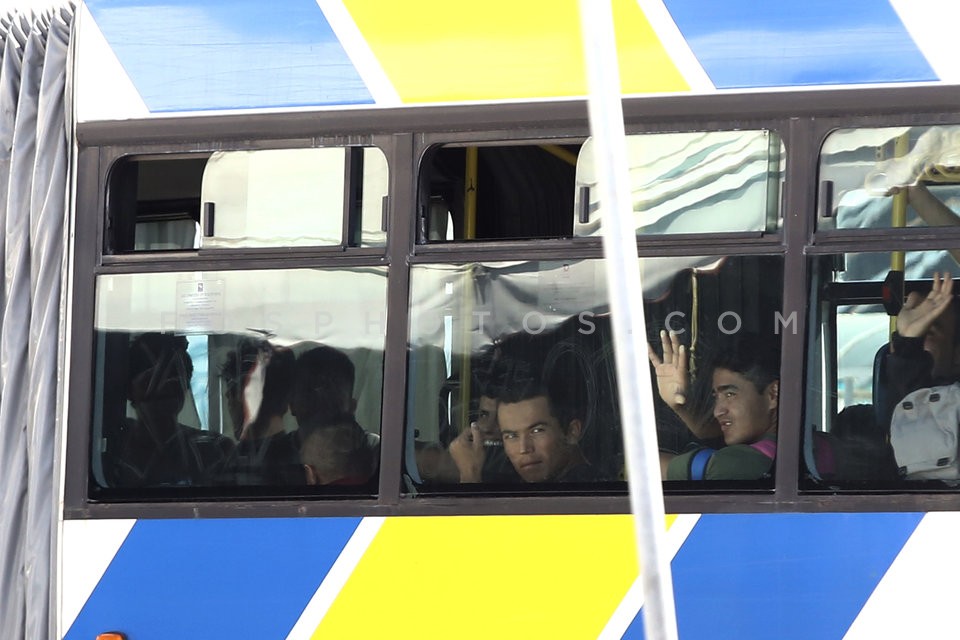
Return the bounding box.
[61,512,932,640]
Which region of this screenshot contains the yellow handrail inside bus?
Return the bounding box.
[540,144,577,166]
[890,133,909,337]
[464,147,478,240]
[458,148,479,432]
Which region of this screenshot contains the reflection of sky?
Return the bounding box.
[837,311,887,409]
[839,250,959,283]
[186,336,209,430]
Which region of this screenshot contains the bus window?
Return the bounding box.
[106,146,388,253]
[403,254,784,492]
[574,130,783,237]
[820,124,960,231]
[89,267,386,498]
[805,248,960,489]
[419,143,579,242]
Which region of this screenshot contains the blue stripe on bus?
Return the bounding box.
[622,512,923,640]
[64,517,362,640]
[661,0,936,88]
[85,0,374,112]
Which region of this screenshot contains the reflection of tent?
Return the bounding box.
[575,130,780,236]
[94,267,389,350]
[407,256,728,349]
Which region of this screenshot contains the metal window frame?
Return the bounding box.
[64,85,960,520]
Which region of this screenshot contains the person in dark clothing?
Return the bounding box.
[481,332,599,483]
[289,344,380,481]
[884,272,960,419]
[112,332,233,487]
[300,412,375,486]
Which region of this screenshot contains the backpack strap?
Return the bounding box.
[749,438,777,460]
[689,448,716,480]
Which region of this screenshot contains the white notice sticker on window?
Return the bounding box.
[175,279,225,334]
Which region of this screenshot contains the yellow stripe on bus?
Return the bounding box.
[341,0,689,104]
[313,514,663,639]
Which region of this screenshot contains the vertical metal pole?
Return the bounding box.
[890,133,909,337]
[459,148,480,430]
[578,2,678,640]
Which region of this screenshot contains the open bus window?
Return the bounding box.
[574,130,783,237]
[804,248,960,490]
[106,147,388,253]
[820,124,960,231]
[403,254,783,493]
[88,267,386,499]
[419,143,579,242]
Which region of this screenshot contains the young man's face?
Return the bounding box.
[497,395,581,482]
[711,367,778,446]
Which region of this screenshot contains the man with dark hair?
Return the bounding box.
[290,343,380,480]
[480,333,597,483]
[113,332,233,487]
[290,344,357,428]
[649,331,780,480]
[448,363,521,484]
[299,412,375,486]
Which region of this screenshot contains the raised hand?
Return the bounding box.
[647,329,689,411]
[448,422,486,483]
[897,272,954,338]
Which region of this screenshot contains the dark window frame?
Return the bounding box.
[65,86,960,521]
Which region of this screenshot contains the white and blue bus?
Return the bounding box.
[3,1,960,639]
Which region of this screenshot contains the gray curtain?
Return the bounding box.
[0,5,73,640]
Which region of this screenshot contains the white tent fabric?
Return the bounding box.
[0,5,73,639]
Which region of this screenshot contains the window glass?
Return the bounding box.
[574,130,783,236]
[820,125,960,230]
[404,254,784,493]
[107,147,388,253]
[89,267,387,498]
[805,248,960,489]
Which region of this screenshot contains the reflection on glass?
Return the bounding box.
[109,147,389,253]
[90,267,387,495]
[404,254,784,492]
[821,125,960,231]
[201,147,388,248]
[575,130,783,236]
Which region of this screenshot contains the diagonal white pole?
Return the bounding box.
[578,2,679,640]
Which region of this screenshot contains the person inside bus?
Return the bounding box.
[447,368,521,483]
[883,272,960,420]
[479,332,599,483]
[219,338,299,484]
[290,344,358,431]
[112,332,234,487]
[649,331,780,481]
[289,344,379,476]
[299,412,376,486]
